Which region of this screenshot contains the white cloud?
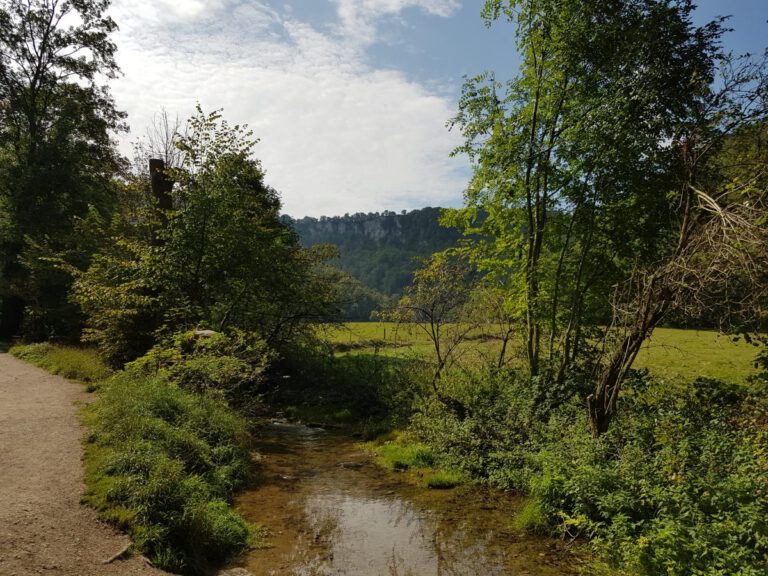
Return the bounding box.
[109,0,467,216]
[332,0,461,44]
[111,0,228,23]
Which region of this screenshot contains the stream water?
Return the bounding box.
[224,421,584,576]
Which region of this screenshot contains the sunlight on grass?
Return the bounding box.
[324,323,759,382]
[633,328,759,383]
[10,343,111,387]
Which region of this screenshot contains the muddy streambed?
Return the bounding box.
[224,421,583,576]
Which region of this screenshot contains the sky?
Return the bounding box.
[107,0,768,217]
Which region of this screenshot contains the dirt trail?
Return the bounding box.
[0,353,165,576]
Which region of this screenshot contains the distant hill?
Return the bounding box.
[283,207,461,298]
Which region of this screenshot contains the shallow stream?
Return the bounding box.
[224,421,583,576]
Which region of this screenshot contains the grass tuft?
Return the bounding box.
[425,470,464,489]
[512,496,549,534]
[377,441,435,471]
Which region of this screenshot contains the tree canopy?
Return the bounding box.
[446,0,768,433]
[0,0,125,339]
[74,106,341,366]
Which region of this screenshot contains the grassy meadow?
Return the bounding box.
[322,322,760,383]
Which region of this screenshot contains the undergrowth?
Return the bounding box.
[410,366,768,576]
[10,342,111,388]
[82,372,253,574]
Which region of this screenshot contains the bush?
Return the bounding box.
[412,367,545,490]
[408,367,768,575]
[82,372,253,574]
[529,377,768,575]
[126,330,272,404]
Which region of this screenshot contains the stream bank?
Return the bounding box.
[222,420,585,576]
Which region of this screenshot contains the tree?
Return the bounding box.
[385,252,476,407]
[445,0,763,433]
[588,57,768,434]
[74,107,340,365]
[0,0,125,339]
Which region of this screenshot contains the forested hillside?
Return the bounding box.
[284,208,461,298]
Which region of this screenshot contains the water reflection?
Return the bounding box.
[228,422,580,576]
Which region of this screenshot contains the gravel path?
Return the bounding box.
[0,353,166,576]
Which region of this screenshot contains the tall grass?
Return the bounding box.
[83,372,253,573]
[10,342,110,388]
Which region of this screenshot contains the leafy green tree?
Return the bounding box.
[385,252,476,408]
[449,0,732,426]
[74,107,340,365]
[0,0,125,339]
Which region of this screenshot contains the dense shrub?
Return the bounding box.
[412,367,544,489]
[82,372,253,574]
[529,377,768,576]
[411,368,768,575]
[126,330,272,404]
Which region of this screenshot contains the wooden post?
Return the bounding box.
[149,159,173,245]
[149,158,173,213]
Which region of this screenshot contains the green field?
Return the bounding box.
[322,323,760,383]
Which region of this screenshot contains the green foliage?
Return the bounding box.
[529,377,768,575]
[382,252,478,399]
[82,372,252,574]
[412,367,545,490]
[74,106,340,365]
[0,0,125,340]
[448,0,748,435]
[71,219,160,367]
[334,272,391,321]
[10,342,110,386]
[126,329,272,402]
[364,432,467,489]
[409,365,768,575]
